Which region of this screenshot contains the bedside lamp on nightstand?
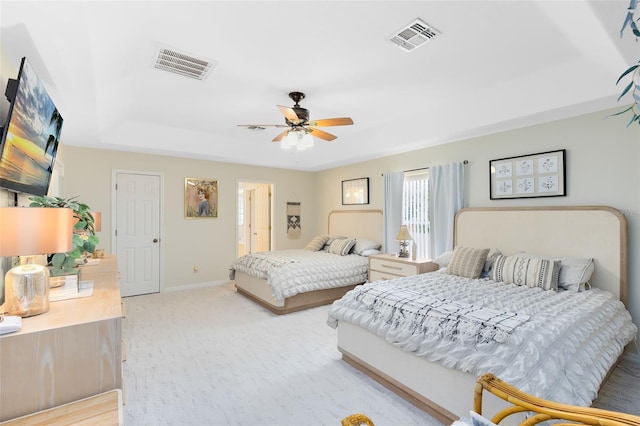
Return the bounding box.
[395,225,413,258]
[0,207,73,317]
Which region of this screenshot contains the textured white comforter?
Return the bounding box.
[230,249,368,300]
[327,270,637,407]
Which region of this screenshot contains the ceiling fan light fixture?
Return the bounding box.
[281,130,314,151]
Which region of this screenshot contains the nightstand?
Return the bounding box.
[368,254,438,282]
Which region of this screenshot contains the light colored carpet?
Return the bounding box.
[122,283,640,426]
[122,283,438,426]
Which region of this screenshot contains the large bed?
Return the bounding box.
[231,209,383,314]
[328,206,637,424]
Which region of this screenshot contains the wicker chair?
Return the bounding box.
[474,373,640,426]
[341,413,375,426]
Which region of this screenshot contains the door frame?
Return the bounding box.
[111,169,165,293]
[236,179,275,256]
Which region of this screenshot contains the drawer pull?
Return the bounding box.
[380,263,402,270]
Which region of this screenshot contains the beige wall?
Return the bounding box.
[315,107,640,343]
[61,147,318,290]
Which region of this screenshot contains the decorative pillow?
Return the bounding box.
[515,253,594,291]
[304,234,330,251]
[447,247,490,279]
[359,248,382,257]
[322,235,347,251]
[328,238,356,256]
[353,238,381,255]
[491,254,560,291]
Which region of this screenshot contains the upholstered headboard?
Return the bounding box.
[454,206,627,305]
[328,209,383,244]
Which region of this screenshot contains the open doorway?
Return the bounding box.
[237,181,274,257]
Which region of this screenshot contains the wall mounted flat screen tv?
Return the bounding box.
[0,57,62,196]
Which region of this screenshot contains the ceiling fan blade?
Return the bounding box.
[272,130,288,142]
[307,117,354,127]
[277,105,301,124]
[237,124,289,128]
[307,127,337,141]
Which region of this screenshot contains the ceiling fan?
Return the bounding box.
[238,92,354,148]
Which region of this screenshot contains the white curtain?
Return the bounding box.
[428,162,464,258]
[383,171,404,254]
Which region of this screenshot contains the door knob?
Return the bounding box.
[153,238,159,243]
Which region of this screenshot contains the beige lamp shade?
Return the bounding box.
[395,225,413,241]
[0,207,74,257]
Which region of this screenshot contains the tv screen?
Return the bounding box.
[0,57,62,196]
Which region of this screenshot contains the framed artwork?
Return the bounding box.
[342,177,369,205]
[489,149,566,199]
[185,178,218,218]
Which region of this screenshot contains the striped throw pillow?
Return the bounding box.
[304,234,330,251]
[491,255,560,291]
[328,238,356,256]
[447,246,490,279]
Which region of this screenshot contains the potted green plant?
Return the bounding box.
[613,0,639,126]
[28,195,100,271]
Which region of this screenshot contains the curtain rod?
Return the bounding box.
[382,160,469,176]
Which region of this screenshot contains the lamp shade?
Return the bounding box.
[0,207,74,257]
[395,225,413,241]
[92,211,101,232]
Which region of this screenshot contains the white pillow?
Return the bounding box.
[434,250,454,268]
[359,248,382,257]
[515,253,594,291]
[353,238,381,255]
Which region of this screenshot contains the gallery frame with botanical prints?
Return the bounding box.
[185,178,218,218]
[489,149,566,200]
[342,177,369,205]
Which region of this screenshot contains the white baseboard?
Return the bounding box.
[163,280,230,292]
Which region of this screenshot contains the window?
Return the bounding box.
[402,170,429,259]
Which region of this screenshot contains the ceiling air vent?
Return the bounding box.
[389,18,441,52]
[154,46,216,81]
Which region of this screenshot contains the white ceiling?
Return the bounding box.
[1,1,636,171]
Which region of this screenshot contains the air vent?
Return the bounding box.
[154,46,216,81]
[389,18,440,52]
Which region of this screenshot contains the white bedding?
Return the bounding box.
[230,249,368,301]
[327,270,637,407]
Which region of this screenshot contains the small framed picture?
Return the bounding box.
[185,178,218,218]
[342,177,369,205]
[489,150,566,199]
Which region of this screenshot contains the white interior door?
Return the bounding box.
[114,172,161,297]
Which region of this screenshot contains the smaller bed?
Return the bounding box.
[231,209,382,314]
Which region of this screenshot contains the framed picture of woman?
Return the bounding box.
[185,178,218,218]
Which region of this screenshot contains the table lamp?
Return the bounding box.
[0,207,73,317]
[395,225,413,258]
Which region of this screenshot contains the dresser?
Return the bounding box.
[0,256,122,422]
[368,253,438,281]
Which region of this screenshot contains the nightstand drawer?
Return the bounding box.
[369,258,418,277]
[369,270,404,281]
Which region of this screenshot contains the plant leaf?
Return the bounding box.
[616,64,640,84]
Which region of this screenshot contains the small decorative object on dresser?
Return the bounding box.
[368,253,438,282]
[395,225,413,258]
